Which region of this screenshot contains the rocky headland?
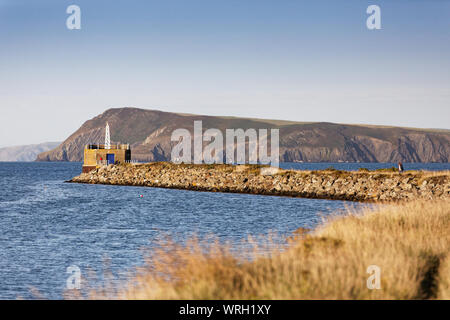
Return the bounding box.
[0,142,60,162]
[37,108,450,163]
[68,163,450,202]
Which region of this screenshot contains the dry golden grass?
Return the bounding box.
[88,199,449,300]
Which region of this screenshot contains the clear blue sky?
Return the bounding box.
[0,0,449,147]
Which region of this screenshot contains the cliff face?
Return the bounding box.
[36,107,450,163]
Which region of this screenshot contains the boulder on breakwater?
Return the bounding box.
[68,162,450,202]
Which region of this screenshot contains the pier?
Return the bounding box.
[69,162,450,202]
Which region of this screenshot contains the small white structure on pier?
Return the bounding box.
[105,122,111,150]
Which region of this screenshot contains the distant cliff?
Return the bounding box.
[0,142,60,161]
[36,108,450,163]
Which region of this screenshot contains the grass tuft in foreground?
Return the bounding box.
[87,199,449,300]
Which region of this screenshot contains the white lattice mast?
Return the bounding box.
[105,122,111,150]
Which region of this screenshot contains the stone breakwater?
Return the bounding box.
[68,163,450,202]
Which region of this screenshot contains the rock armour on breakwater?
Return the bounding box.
[68,163,450,202]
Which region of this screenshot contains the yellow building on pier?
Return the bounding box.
[82,144,131,173]
[82,123,131,173]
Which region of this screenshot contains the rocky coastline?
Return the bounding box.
[68,162,450,202]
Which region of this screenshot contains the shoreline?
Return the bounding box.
[68,162,450,202]
[95,199,450,299]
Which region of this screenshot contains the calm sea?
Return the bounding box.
[0,162,448,299]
